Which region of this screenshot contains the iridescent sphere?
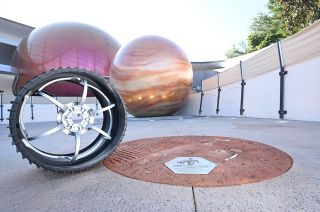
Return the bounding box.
[110,36,193,117]
[12,22,120,96]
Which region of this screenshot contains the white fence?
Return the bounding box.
[176,21,320,122]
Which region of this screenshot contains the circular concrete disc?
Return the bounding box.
[103,136,292,187]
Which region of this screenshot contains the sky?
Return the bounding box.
[0,0,268,61]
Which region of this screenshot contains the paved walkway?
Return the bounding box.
[0,116,319,211]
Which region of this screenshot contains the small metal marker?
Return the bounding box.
[165,157,217,174]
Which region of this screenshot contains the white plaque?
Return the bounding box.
[164,157,217,174]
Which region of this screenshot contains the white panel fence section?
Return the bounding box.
[177,21,320,122]
[285,57,320,122]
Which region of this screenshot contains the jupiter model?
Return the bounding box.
[110,36,193,117]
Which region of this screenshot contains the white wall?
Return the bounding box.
[175,93,201,116]
[201,89,218,116]
[285,57,320,122]
[244,69,280,119]
[175,89,219,116]
[219,83,241,117]
[178,69,280,119]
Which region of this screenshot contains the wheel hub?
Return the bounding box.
[57,102,95,135]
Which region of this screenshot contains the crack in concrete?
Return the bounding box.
[192,186,198,212]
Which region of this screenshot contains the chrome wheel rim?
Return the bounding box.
[18,77,115,162]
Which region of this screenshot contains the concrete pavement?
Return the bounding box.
[0,116,319,211]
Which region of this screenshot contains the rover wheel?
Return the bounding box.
[9,68,127,173]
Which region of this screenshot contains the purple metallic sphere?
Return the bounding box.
[12,22,120,96]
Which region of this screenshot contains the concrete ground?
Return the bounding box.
[0,116,319,212]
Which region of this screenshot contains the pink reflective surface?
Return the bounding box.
[12,22,120,96]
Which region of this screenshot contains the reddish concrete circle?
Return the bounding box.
[103,136,293,187]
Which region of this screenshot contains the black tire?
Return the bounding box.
[9,68,127,173]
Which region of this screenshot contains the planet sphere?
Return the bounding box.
[12,22,120,96]
[110,36,193,117]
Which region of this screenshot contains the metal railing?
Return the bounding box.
[216,73,221,115]
[239,61,246,116]
[0,90,3,122]
[197,39,288,119]
[277,40,288,119]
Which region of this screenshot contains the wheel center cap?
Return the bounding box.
[57,103,95,135]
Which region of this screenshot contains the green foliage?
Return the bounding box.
[225,0,320,58]
[225,41,247,59]
[246,11,285,53]
[276,0,320,35]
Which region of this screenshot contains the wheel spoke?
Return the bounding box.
[79,80,88,104]
[37,91,66,110]
[71,133,81,161]
[89,126,111,140]
[95,104,115,115]
[28,125,62,141]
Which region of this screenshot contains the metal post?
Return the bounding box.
[199,92,204,115]
[277,40,287,119]
[30,96,34,120]
[239,61,246,115]
[0,90,4,122]
[199,80,204,115]
[55,97,59,114]
[96,99,99,116]
[216,74,221,114]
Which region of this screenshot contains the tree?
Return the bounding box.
[246,11,285,53]
[225,0,320,58]
[225,41,247,59]
[276,0,320,35]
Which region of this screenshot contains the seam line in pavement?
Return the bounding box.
[192,186,198,212]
